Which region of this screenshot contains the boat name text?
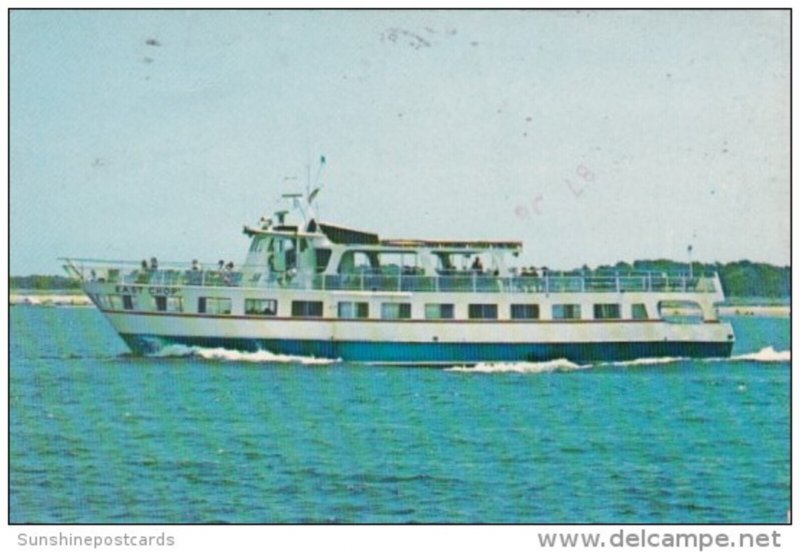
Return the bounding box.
[115,285,180,296]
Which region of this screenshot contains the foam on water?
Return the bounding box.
[149,343,788,369]
[446,346,790,374]
[600,356,688,368]
[446,358,589,374]
[727,346,790,363]
[152,344,339,365]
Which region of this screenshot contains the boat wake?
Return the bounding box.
[144,345,787,369]
[726,346,790,363]
[446,358,590,374]
[151,344,339,365]
[600,356,689,368]
[445,346,789,374]
[598,347,790,368]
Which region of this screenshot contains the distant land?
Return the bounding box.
[9,260,790,299]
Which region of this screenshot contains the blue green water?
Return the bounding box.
[10,307,790,523]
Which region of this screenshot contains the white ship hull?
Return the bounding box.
[83,281,734,365]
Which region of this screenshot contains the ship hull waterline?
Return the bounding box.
[119,331,734,365]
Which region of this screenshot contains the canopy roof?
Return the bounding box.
[245,220,521,252]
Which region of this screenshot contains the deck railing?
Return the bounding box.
[62,258,719,294]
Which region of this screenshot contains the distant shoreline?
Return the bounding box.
[10,292,92,307]
[9,292,790,317]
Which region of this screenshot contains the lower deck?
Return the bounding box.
[82,278,735,364]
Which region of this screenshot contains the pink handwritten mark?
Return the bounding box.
[565,179,584,197]
[516,163,596,219]
[565,163,596,197]
[514,194,544,219]
[576,163,595,182]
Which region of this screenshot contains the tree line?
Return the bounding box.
[10,260,790,298]
[591,260,790,298]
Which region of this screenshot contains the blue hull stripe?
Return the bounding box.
[120,334,734,364]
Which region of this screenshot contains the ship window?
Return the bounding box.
[107,294,125,310]
[155,296,183,313]
[657,300,703,324]
[632,303,649,320]
[249,236,269,253]
[198,297,231,315]
[315,248,332,273]
[552,304,581,320]
[511,304,540,319]
[122,294,135,310]
[94,294,112,310]
[245,298,278,316]
[338,302,369,319]
[338,251,379,274]
[425,303,454,320]
[292,300,323,318]
[468,304,498,320]
[382,303,411,320]
[378,252,420,275]
[593,303,621,320]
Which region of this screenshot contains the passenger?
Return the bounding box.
[191,259,202,271]
[218,260,225,271]
[137,260,150,283]
[150,257,158,271]
[471,257,483,272]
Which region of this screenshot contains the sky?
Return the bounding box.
[9,9,790,275]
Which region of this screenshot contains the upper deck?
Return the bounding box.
[63,258,721,296]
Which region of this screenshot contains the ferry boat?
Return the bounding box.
[63,189,735,365]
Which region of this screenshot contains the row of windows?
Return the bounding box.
[98,294,648,321]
